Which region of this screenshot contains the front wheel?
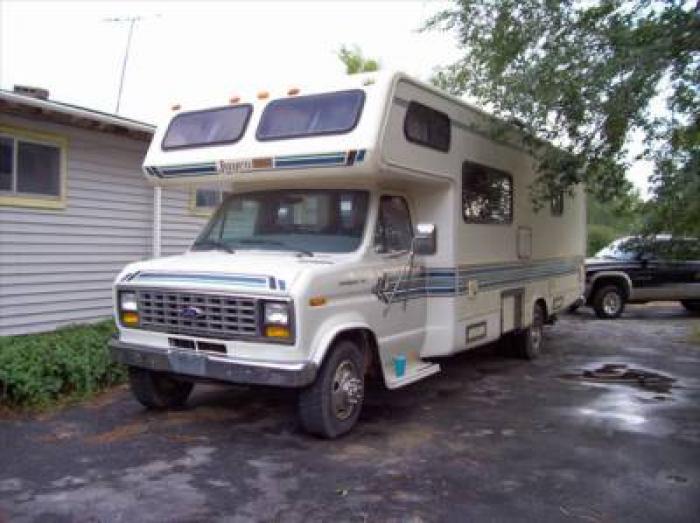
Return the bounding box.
[592,285,625,319]
[298,339,365,439]
[513,302,545,360]
[128,367,193,409]
[681,300,700,314]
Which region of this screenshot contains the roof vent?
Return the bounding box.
[13,85,50,100]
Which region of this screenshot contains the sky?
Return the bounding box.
[0,0,652,197]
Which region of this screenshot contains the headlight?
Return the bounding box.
[263,302,291,339]
[264,302,289,326]
[120,291,138,312]
[119,291,139,327]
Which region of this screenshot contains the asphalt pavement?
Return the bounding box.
[1,303,699,522]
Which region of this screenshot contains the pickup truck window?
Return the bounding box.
[162,105,252,150]
[193,189,369,254]
[256,90,365,140]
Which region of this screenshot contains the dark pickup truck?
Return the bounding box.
[576,235,700,319]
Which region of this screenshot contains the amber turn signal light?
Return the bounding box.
[121,311,139,327]
[265,325,290,338]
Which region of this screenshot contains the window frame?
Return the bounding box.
[461,160,514,225]
[550,189,564,216]
[190,187,224,216]
[374,194,414,254]
[0,125,67,210]
[161,104,253,151]
[403,100,451,153]
[255,89,366,142]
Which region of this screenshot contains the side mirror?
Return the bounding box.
[413,223,437,255]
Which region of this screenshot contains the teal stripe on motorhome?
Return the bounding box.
[380,258,580,300]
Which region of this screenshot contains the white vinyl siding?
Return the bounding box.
[0,115,207,336]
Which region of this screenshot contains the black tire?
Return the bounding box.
[128,367,193,409]
[298,339,365,439]
[513,302,545,360]
[681,300,700,314]
[592,285,625,319]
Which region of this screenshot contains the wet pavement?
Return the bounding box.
[1,302,699,522]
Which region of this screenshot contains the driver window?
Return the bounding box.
[375,195,413,253]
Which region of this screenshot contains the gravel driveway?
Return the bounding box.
[1,303,699,522]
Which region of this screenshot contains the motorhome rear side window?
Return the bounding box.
[462,161,513,224]
[162,105,252,150]
[256,90,365,140]
[404,101,451,152]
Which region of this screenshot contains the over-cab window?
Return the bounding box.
[404,101,450,152]
[256,90,365,141]
[162,105,252,150]
[462,161,513,224]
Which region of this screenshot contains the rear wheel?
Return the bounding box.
[128,367,193,409]
[513,302,545,360]
[681,300,700,314]
[298,339,365,439]
[592,285,625,319]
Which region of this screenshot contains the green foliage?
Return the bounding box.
[587,224,620,256]
[0,321,125,408]
[337,45,380,75]
[425,1,699,236]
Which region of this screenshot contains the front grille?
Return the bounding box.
[136,289,259,339]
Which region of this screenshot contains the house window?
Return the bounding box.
[462,161,513,224]
[192,187,224,214]
[403,101,451,152]
[0,126,66,209]
[551,190,564,216]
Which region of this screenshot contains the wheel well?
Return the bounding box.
[329,328,381,379]
[589,276,629,302]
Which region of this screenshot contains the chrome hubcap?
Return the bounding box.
[331,360,363,421]
[603,292,621,316]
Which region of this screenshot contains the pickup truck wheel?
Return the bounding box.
[128,367,193,409]
[513,302,545,360]
[681,300,700,314]
[592,285,625,319]
[298,339,364,439]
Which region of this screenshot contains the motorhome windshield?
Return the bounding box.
[256,90,364,140]
[193,189,369,254]
[162,105,252,150]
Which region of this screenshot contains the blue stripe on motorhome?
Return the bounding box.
[135,272,269,288]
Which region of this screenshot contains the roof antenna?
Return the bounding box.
[103,15,160,114]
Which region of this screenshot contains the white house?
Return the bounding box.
[0,87,216,336]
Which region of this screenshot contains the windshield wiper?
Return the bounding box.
[236,239,314,257]
[191,240,235,253]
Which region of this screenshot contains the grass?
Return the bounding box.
[0,320,126,410]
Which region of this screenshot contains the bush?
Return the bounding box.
[587,224,620,257]
[0,320,126,408]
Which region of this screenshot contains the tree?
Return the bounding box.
[337,45,380,75]
[425,1,699,236]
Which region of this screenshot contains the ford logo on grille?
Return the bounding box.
[181,306,204,319]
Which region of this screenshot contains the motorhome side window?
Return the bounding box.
[551,189,564,216]
[403,101,451,152]
[462,161,513,224]
[375,195,413,253]
[162,105,252,150]
[256,90,365,140]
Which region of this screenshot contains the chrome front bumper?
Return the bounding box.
[109,337,317,388]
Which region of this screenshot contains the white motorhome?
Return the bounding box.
[110,72,585,438]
